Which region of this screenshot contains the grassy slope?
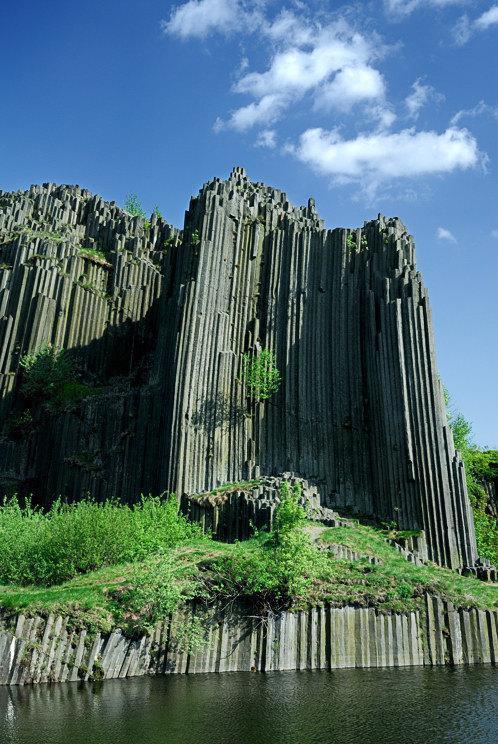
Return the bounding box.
[318,522,497,611]
[1,522,496,634]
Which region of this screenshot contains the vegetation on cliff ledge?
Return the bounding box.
[0,491,496,635]
[447,394,498,565]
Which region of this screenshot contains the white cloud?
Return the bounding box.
[315,66,385,112]
[368,104,397,129]
[264,9,314,45]
[405,78,444,119]
[163,0,259,39]
[452,14,472,44]
[385,0,465,18]
[491,228,498,238]
[234,33,373,99]
[453,5,498,44]
[255,129,277,148]
[294,126,481,184]
[475,5,498,29]
[451,100,498,125]
[219,23,388,130]
[218,94,286,132]
[437,227,457,243]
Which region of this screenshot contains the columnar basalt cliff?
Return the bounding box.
[0,168,478,570]
[1,596,497,685]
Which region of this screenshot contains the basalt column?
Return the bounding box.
[0,170,478,569]
[162,167,476,569]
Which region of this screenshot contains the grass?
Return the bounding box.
[193,479,262,500]
[0,513,496,637]
[16,228,66,243]
[0,489,496,637]
[319,522,498,611]
[77,246,111,266]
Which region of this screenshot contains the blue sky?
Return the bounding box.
[1,0,497,445]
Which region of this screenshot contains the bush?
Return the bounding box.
[20,344,74,404]
[109,553,200,632]
[242,349,281,401]
[18,344,101,414]
[271,481,305,542]
[446,394,498,565]
[123,194,147,219]
[206,482,321,612]
[0,495,204,586]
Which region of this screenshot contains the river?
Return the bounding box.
[1,667,497,743]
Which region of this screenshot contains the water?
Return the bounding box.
[1,667,497,744]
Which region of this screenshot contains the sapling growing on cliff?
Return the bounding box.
[242,349,281,401]
[123,194,147,219]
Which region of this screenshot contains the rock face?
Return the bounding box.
[180,474,349,542]
[0,168,477,569]
[0,596,496,685]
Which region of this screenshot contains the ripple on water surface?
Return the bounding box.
[1,666,497,744]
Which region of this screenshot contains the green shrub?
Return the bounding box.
[123,194,147,219]
[20,344,74,404]
[206,483,322,612]
[446,394,498,565]
[109,553,200,632]
[242,349,281,401]
[0,495,204,586]
[272,481,306,543]
[346,234,357,251]
[18,344,99,413]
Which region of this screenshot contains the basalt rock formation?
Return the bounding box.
[1,596,497,684]
[0,167,479,571]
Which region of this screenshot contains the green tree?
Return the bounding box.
[242,349,281,401]
[446,393,498,565]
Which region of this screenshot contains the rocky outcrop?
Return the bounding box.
[180,474,335,541]
[0,595,496,685]
[0,169,479,570]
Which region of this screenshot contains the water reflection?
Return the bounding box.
[1,667,497,744]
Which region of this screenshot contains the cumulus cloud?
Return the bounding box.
[453,5,498,45]
[263,9,315,45]
[166,5,391,132]
[163,0,259,39]
[405,78,444,119]
[315,66,385,112]
[255,129,277,148]
[216,94,286,132]
[166,0,485,199]
[294,126,481,184]
[437,227,457,243]
[216,22,389,130]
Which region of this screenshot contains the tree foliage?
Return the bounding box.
[20,343,74,404]
[446,393,498,565]
[242,349,281,401]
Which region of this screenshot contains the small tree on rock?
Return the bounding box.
[242,349,281,401]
